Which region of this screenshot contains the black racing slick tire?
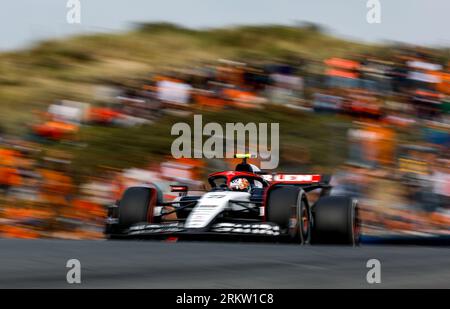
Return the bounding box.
[105,185,165,238]
[115,186,158,231]
[105,186,158,238]
[266,186,311,244]
[311,196,360,245]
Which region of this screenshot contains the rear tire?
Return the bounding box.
[311,196,360,245]
[266,186,311,244]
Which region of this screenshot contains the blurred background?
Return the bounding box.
[0,1,448,239]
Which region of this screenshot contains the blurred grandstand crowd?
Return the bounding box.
[0,45,449,239]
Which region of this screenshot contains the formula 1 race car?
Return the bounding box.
[105,154,360,245]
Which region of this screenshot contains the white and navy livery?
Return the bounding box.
[105,155,360,245]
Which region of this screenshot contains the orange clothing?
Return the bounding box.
[0,166,21,186]
[360,124,396,165]
[0,226,40,239]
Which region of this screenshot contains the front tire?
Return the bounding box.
[105,186,159,237]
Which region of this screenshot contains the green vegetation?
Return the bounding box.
[0,23,381,132]
[63,107,352,183]
[0,23,443,182]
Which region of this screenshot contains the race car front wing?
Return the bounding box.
[108,221,282,239]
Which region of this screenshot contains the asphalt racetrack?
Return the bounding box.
[0,239,449,288]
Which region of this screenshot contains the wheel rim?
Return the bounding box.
[289,197,310,244]
[301,207,309,237]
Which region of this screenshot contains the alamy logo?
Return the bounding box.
[66,0,81,24]
[366,259,381,284]
[171,115,279,169]
[66,259,81,284]
[366,0,381,24]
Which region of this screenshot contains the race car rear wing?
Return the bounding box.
[260,173,332,194]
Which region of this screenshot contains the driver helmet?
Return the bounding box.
[229,178,251,192]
